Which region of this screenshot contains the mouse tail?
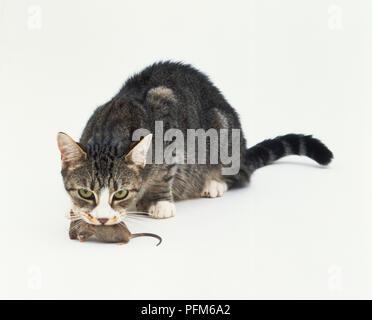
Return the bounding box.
[131,233,162,246]
[245,133,333,172]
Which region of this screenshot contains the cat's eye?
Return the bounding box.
[113,189,128,201]
[78,189,95,200]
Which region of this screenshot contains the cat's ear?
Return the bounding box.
[57,132,87,168]
[125,134,152,169]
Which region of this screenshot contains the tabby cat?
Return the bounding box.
[57,61,333,236]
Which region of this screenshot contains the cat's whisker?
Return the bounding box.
[65,212,76,219]
[125,216,144,221]
[118,222,128,229]
[127,211,150,216]
[66,216,82,222]
[123,217,147,224]
[126,215,150,220]
[119,213,147,221]
[66,213,83,219]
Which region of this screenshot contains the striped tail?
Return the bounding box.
[245,134,333,171]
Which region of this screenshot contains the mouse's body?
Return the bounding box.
[69,220,162,246]
[78,223,131,243]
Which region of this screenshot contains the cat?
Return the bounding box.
[57,61,333,237]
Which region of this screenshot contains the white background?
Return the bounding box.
[0,0,370,299]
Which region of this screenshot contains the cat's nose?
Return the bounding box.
[98,218,109,225]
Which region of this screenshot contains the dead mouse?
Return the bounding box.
[74,222,162,246]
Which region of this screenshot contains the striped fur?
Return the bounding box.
[245,134,333,172]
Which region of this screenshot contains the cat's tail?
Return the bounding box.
[245,134,333,172]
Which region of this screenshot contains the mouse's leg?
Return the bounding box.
[117,241,130,246]
[75,223,94,242]
[77,233,86,242]
[77,230,94,242]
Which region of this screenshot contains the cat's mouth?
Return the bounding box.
[85,214,121,226]
[69,210,124,226]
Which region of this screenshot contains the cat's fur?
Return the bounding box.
[57,61,333,230]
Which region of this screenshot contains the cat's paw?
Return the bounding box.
[202,180,227,198]
[149,201,176,219]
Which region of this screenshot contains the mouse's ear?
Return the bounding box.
[57,132,87,169]
[124,134,152,169]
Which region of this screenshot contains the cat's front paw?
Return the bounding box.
[149,201,176,219]
[201,180,227,198]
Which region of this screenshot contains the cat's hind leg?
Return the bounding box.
[171,165,229,200]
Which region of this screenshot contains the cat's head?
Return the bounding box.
[57,132,152,226]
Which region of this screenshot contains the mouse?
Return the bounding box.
[70,220,162,246]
